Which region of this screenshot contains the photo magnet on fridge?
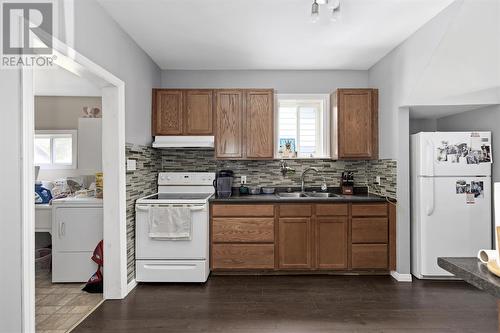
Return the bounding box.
[456,180,467,194]
[470,181,484,198]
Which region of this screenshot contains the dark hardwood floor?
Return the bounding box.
[74,275,496,332]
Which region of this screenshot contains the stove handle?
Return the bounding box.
[136,205,150,212]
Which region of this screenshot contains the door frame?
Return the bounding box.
[21,36,128,332]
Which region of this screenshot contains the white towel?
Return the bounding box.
[477,249,498,264]
[149,206,192,240]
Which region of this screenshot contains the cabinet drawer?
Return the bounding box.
[212,204,274,217]
[352,203,387,217]
[212,244,275,269]
[212,218,274,243]
[316,204,348,216]
[352,218,388,243]
[351,244,388,269]
[279,204,312,217]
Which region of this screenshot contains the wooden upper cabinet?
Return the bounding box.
[215,90,244,158]
[335,89,378,160]
[245,90,274,159]
[153,90,183,135]
[185,90,213,135]
[215,89,274,160]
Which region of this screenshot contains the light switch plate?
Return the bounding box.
[241,175,247,184]
[127,159,137,171]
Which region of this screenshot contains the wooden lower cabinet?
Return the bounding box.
[316,217,348,269]
[278,217,312,269]
[351,244,388,269]
[210,202,394,272]
[212,244,274,269]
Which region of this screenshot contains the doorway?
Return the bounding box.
[21,36,128,332]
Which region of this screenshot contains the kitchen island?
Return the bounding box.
[438,257,500,332]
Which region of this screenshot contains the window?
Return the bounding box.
[34,130,77,169]
[276,94,330,158]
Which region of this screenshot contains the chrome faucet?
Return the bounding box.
[300,167,318,192]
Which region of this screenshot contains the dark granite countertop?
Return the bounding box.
[438,257,500,299]
[209,187,389,203]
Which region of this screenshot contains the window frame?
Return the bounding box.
[275,94,330,159]
[35,130,78,170]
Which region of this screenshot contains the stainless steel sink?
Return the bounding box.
[276,192,340,198]
[304,192,340,198]
[276,192,306,198]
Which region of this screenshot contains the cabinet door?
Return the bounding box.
[54,207,103,252]
[185,90,213,135]
[316,217,348,269]
[215,90,244,158]
[278,218,312,269]
[245,90,274,159]
[337,89,378,159]
[153,90,183,135]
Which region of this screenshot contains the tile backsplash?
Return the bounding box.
[126,144,397,282]
[125,143,160,283]
[159,148,397,198]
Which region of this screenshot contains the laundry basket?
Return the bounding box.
[35,248,52,271]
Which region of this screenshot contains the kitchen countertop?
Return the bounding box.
[209,191,389,203]
[437,257,500,299]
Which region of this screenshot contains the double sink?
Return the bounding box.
[276,192,340,198]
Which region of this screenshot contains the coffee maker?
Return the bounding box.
[340,171,354,195]
[213,170,234,198]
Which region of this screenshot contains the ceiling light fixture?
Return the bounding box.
[311,0,320,23]
[330,1,341,22]
[310,0,341,23]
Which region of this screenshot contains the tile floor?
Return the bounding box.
[36,271,103,333]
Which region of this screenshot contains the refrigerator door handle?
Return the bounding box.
[425,139,435,176]
[426,177,435,216]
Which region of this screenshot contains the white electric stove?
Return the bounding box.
[135,172,215,282]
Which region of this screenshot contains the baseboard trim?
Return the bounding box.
[127,279,138,294]
[390,271,413,282]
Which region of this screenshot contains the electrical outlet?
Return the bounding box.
[375,176,381,185]
[241,175,247,184]
[127,159,137,171]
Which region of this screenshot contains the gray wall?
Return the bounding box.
[409,118,438,135]
[161,70,368,93]
[437,105,500,183]
[74,0,161,146]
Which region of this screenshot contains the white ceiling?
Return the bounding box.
[97,0,455,70]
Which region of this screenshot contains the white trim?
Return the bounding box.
[127,279,138,294]
[48,37,127,300]
[21,34,128,331]
[21,67,36,333]
[102,86,128,299]
[390,271,413,282]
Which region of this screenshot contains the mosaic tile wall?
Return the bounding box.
[160,149,397,198]
[125,143,160,283]
[367,159,397,199]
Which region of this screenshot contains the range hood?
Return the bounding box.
[152,136,214,148]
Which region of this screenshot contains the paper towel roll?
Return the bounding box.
[477,249,498,264]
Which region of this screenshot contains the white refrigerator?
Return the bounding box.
[411,132,493,279]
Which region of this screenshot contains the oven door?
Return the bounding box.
[135,203,208,260]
